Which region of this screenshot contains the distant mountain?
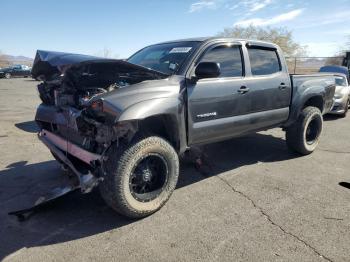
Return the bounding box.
[2,54,33,62]
[0,54,33,67]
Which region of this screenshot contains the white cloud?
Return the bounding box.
[189,1,217,13]
[295,10,350,29]
[189,0,274,13]
[234,9,304,26]
[305,42,341,57]
[229,3,240,10]
[249,0,273,12]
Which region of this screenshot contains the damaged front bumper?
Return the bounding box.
[39,129,102,168]
[9,129,104,220]
[39,129,103,193]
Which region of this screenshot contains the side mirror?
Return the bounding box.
[195,62,221,79]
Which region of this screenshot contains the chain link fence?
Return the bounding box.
[285,56,344,74]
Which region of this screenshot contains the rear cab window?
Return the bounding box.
[199,44,243,78]
[247,47,281,75]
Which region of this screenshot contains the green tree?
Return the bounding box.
[217,25,307,57]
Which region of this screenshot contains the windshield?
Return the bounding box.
[128,41,200,75]
[335,76,347,86]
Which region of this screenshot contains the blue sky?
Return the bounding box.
[1,0,350,58]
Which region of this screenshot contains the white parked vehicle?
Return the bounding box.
[319,66,350,118]
[329,74,349,117]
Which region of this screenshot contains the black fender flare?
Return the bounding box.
[117,98,187,153]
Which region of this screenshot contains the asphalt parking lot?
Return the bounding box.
[0,78,349,262]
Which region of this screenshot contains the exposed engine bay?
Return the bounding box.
[36,57,167,107]
[36,61,146,154]
[34,51,168,154]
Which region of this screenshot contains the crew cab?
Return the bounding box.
[11,38,336,219]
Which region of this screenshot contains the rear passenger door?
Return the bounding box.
[244,45,291,123]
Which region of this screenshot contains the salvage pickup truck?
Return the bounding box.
[14,38,336,219]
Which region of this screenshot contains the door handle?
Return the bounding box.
[279,83,288,90]
[237,86,250,94]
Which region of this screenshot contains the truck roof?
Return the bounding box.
[157,37,279,49]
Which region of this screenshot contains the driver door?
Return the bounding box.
[187,43,249,145]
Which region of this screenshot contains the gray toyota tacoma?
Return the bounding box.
[11,37,336,219]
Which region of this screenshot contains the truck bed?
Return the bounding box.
[285,74,336,126]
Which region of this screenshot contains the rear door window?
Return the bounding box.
[248,48,281,75]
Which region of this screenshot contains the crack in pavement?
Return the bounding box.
[215,174,334,262]
[318,148,350,154]
[323,217,343,221]
[192,146,336,261]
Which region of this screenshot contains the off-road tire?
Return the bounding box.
[99,136,179,218]
[286,106,323,155]
[340,100,349,118]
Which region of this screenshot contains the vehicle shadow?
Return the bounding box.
[339,182,350,190]
[177,132,299,188]
[0,132,298,260]
[15,120,39,133]
[323,115,342,121]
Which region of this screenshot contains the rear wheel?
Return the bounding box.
[99,135,179,218]
[5,73,11,79]
[286,106,323,155]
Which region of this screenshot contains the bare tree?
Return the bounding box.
[343,35,350,51]
[94,47,119,59]
[325,56,343,66]
[103,47,112,58]
[217,25,307,57]
[325,35,350,66]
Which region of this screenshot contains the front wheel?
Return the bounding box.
[99,136,179,218]
[5,73,11,79]
[286,106,323,155]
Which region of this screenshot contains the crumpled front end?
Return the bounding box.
[9,50,168,220]
[33,51,169,183]
[34,103,136,185]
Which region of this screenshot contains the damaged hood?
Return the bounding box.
[31,50,102,79]
[31,50,168,80]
